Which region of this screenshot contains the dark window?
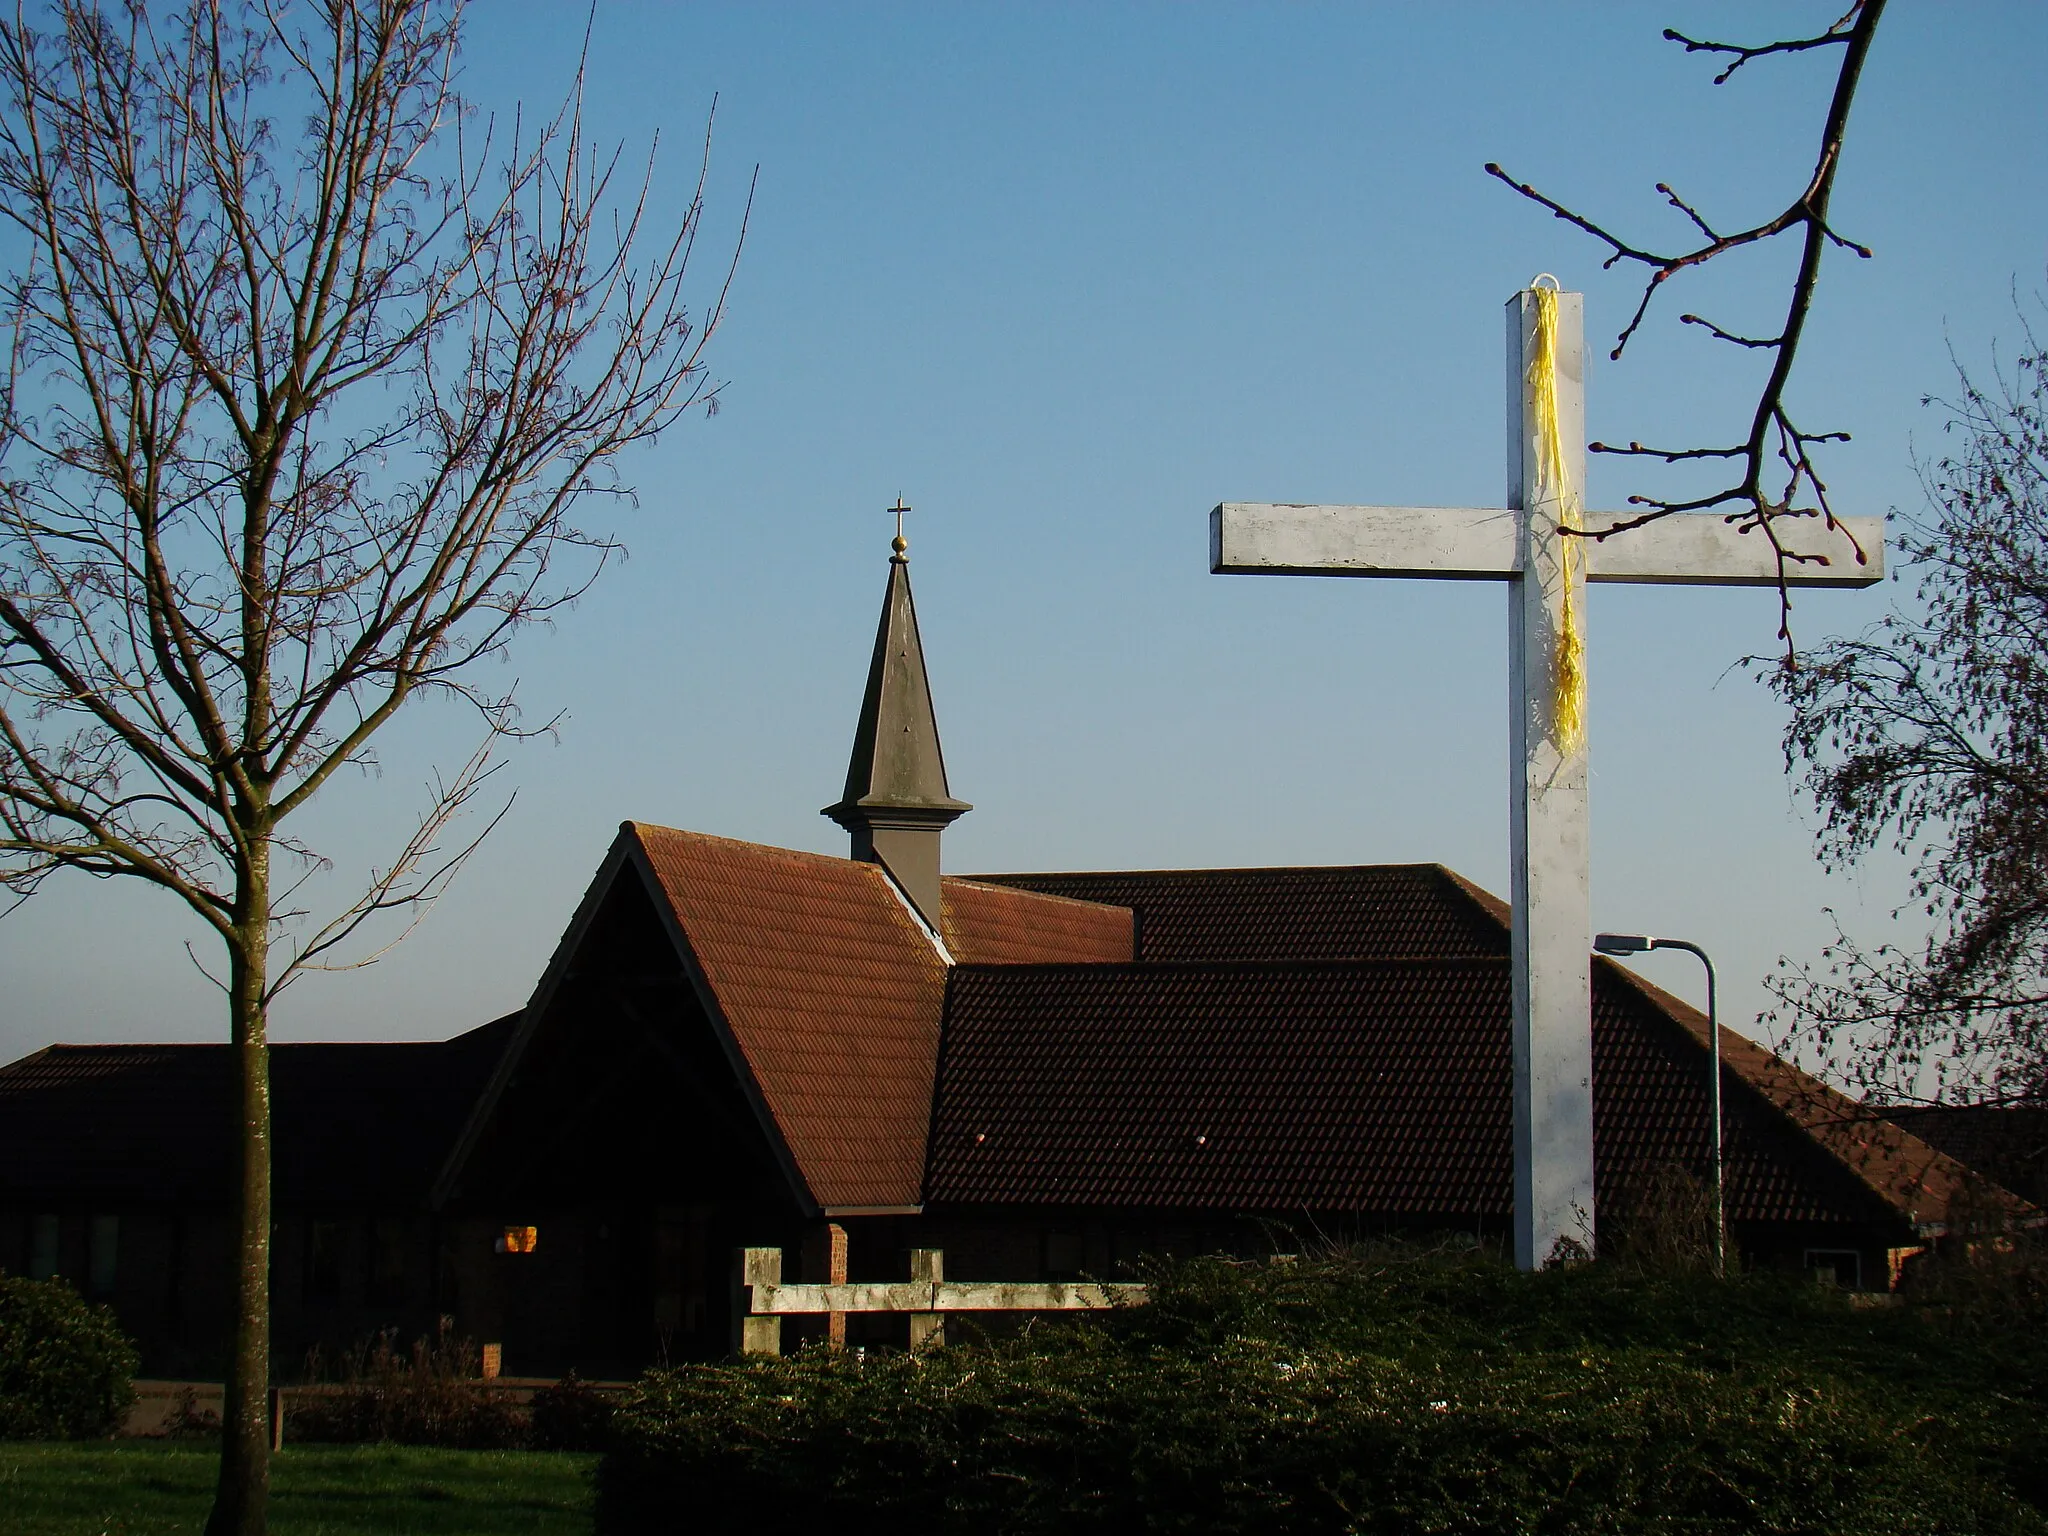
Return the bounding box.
[1805,1248,1861,1289]
[29,1214,59,1280]
[306,1221,344,1306]
[369,1218,408,1307]
[1043,1231,1084,1279]
[87,1215,118,1297]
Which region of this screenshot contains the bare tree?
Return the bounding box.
[0,3,745,1530]
[1488,1,1885,649]
[1766,299,2048,1113]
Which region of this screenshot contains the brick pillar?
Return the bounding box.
[802,1222,850,1349]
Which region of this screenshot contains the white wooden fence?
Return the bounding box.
[732,1246,1146,1355]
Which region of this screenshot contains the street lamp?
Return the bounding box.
[1594,933,1725,1277]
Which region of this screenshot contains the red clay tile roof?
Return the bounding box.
[626,839,2010,1228]
[1880,1105,2048,1207]
[970,865,1509,962]
[962,864,2024,1229]
[926,953,1986,1231]
[941,878,1133,965]
[17,825,2011,1241]
[629,824,948,1212]
[626,827,1132,1211]
[930,960,1514,1213]
[1589,964,1900,1227]
[0,1017,514,1207]
[1605,966,2034,1231]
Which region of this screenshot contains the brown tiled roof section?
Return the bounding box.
[629,824,947,1211]
[1588,966,1899,1228]
[1604,964,2035,1229]
[928,958,1937,1228]
[941,878,1133,965]
[931,960,1514,1212]
[1881,1105,2048,1206]
[969,865,1509,962]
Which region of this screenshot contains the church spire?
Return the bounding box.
[823,505,970,930]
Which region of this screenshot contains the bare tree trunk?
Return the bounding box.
[209,840,271,1536]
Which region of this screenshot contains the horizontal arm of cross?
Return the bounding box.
[1209,503,1884,588]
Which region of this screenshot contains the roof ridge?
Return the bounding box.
[1432,866,1513,929]
[947,954,1511,975]
[626,821,863,871]
[940,876,1133,916]
[967,862,1458,881]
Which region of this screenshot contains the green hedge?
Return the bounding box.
[596,1248,2048,1535]
[0,1273,138,1439]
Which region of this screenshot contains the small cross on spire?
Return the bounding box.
[890,497,911,561]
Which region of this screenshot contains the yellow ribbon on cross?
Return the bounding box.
[1527,279,1586,758]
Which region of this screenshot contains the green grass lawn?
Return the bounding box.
[0,1443,596,1535]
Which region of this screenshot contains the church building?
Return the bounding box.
[0,536,2025,1378]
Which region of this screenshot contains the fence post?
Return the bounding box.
[824,1224,849,1349]
[908,1248,944,1351]
[733,1246,783,1357]
[268,1385,284,1451]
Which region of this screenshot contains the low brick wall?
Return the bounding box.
[119,1377,626,1438]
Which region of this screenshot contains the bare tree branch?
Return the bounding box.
[0,5,747,1529]
[1663,8,1860,86]
[1487,1,1886,651]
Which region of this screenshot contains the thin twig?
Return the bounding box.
[1487,0,1887,652]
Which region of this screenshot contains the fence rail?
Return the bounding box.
[733,1245,1146,1355]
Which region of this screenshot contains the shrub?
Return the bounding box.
[596,1245,2048,1536]
[531,1369,619,1451]
[0,1272,138,1439]
[289,1323,524,1448]
[1906,1225,2048,1338]
[1601,1160,1720,1274]
[159,1384,221,1440]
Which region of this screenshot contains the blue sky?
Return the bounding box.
[5,3,2046,1063]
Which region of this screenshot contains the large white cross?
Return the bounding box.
[1209,286,1883,1270]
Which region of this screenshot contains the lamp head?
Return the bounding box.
[1594,933,1655,956]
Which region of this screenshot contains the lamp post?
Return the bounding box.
[1594,933,1724,1277]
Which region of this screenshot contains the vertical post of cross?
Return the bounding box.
[733,1246,783,1357]
[908,1248,945,1351]
[1506,285,1597,1268]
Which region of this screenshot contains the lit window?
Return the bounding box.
[494,1225,539,1255]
